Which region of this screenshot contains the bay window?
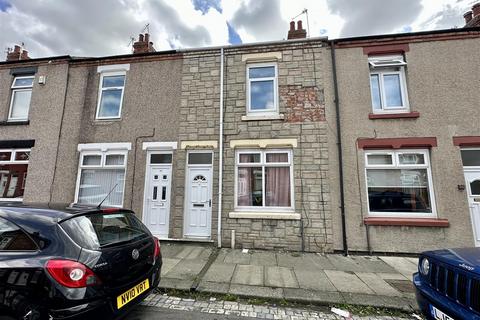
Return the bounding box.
[0,149,30,201]
[236,149,293,210]
[365,150,436,217]
[76,145,129,207]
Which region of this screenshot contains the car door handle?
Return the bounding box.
[209,199,211,207]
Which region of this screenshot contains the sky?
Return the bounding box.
[0,0,475,59]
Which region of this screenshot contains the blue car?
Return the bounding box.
[414,247,480,320]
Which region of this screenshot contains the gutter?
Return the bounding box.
[217,48,225,248]
[330,40,348,256]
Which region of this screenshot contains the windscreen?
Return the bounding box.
[60,211,151,250]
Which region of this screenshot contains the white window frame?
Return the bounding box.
[8,76,34,122]
[246,63,278,116]
[364,149,436,218]
[0,148,31,202]
[234,149,294,212]
[95,71,126,120]
[369,55,409,113]
[74,147,129,207]
[461,148,480,171]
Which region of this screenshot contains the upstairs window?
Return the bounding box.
[368,55,409,113]
[247,63,278,115]
[9,76,34,121]
[365,150,436,217]
[96,72,126,119]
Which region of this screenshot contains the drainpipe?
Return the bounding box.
[217,47,225,248]
[330,40,348,256]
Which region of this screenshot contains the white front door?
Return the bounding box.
[143,154,172,238]
[184,152,213,238]
[465,170,480,246]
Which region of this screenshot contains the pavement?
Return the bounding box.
[159,243,419,312]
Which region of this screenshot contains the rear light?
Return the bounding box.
[46,259,101,288]
[153,237,160,259]
[101,208,120,213]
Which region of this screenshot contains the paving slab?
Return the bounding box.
[164,260,207,280]
[175,246,211,260]
[229,284,284,299]
[276,252,319,270]
[224,249,252,265]
[308,254,336,270]
[283,288,345,305]
[377,272,409,281]
[341,292,418,312]
[293,268,337,292]
[160,258,181,276]
[326,255,367,272]
[231,265,264,286]
[355,272,402,296]
[250,251,277,266]
[351,256,398,273]
[405,257,419,267]
[380,257,418,278]
[159,278,193,290]
[324,270,374,294]
[197,281,231,294]
[265,266,298,288]
[203,263,236,283]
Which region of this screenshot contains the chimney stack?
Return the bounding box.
[6,44,30,62]
[464,2,480,27]
[287,20,307,40]
[133,33,155,54]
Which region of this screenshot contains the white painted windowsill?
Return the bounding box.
[229,211,300,220]
[241,114,285,121]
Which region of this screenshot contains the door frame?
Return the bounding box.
[142,150,173,238]
[183,150,214,239]
[461,147,480,247]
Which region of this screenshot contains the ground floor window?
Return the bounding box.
[0,149,30,201]
[236,149,293,210]
[76,146,129,207]
[365,149,435,216]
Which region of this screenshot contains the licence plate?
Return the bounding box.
[116,279,150,309]
[430,305,454,320]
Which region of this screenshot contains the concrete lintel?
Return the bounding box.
[242,52,282,62]
[229,138,297,149]
[77,142,131,152]
[229,211,301,220]
[181,140,218,149]
[142,141,178,150]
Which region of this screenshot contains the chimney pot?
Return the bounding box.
[20,50,29,60]
[14,45,21,53]
[289,21,295,31]
[473,3,480,17]
[139,34,144,42]
[297,20,303,30]
[464,11,473,23]
[144,33,150,43]
[133,32,155,54]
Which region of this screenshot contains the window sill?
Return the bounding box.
[368,112,419,119]
[241,114,284,121]
[364,217,449,227]
[0,120,30,126]
[229,211,300,220]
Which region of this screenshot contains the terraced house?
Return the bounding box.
[0,13,479,254]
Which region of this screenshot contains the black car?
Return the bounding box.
[0,204,162,319]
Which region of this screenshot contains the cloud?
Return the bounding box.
[327,0,423,37]
[0,0,11,12]
[226,0,287,42]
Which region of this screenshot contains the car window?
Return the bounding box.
[60,211,151,250]
[0,217,38,251]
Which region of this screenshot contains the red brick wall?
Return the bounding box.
[281,85,325,123]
